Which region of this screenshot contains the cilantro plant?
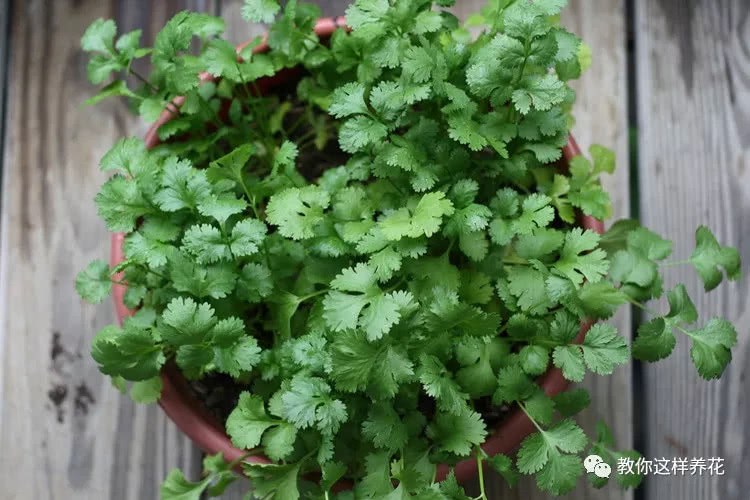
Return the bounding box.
[76,0,741,498]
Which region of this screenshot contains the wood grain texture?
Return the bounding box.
[635,0,750,499]
[445,1,632,498]
[0,2,209,499]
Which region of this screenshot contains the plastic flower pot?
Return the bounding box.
[109,16,603,488]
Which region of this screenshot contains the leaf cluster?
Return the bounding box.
[77,0,741,498]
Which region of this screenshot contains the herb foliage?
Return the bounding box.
[77,0,741,498]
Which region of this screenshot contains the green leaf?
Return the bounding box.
[339,115,389,153]
[130,376,163,404]
[95,176,152,232]
[84,80,138,106]
[487,454,519,487]
[76,260,112,303]
[213,336,262,378]
[237,263,273,303]
[577,281,627,318]
[161,297,217,345]
[263,422,298,461]
[323,263,413,340]
[278,376,347,434]
[507,266,552,316]
[553,324,628,381]
[536,453,583,495]
[330,331,414,398]
[610,226,671,289]
[182,224,229,263]
[230,219,268,256]
[241,0,281,23]
[197,194,248,226]
[362,403,409,452]
[329,82,369,118]
[554,228,608,286]
[273,140,299,172]
[493,363,536,404]
[266,186,330,240]
[589,144,616,174]
[413,10,443,34]
[419,355,469,414]
[512,75,566,115]
[169,254,237,300]
[428,405,487,456]
[440,470,471,498]
[91,323,164,381]
[632,284,697,361]
[380,192,455,240]
[579,324,629,375]
[160,469,211,500]
[154,157,212,213]
[321,462,348,492]
[202,454,237,496]
[402,45,436,83]
[447,112,489,151]
[517,419,586,478]
[690,226,741,291]
[81,18,116,53]
[553,388,591,417]
[203,39,242,79]
[226,392,282,449]
[243,462,301,500]
[632,317,675,362]
[345,0,389,30]
[519,345,550,376]
[687,318,737,379]
[551,345,585,382]
[513,194,555,235]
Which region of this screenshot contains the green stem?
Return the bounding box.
[502,256,530,265]
[139,265,168,281]
[128,68,158,93]
[475,448,488,500]
[227,449,262,470]
[196,93,225,129]
[298,288,328,302]
[626,296,698,339]
[624,296,659,316]
[285,111,308,136]
[386,177,405,196]
[519,402,545,434]
[384,278,408,294]
[297,137,319,152]
[295,127,319,143]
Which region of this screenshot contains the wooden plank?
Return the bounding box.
[0,2,208,499]
[635,1,750,499]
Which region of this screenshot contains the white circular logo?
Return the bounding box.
[584,454,603,474]
[594,462,612,478]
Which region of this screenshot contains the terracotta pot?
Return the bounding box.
[109,17,603,488]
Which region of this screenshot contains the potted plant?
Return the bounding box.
[76,0,741,498]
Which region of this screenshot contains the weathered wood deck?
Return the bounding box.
[0,1,746,499]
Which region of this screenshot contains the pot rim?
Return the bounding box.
[109,16,604,487]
